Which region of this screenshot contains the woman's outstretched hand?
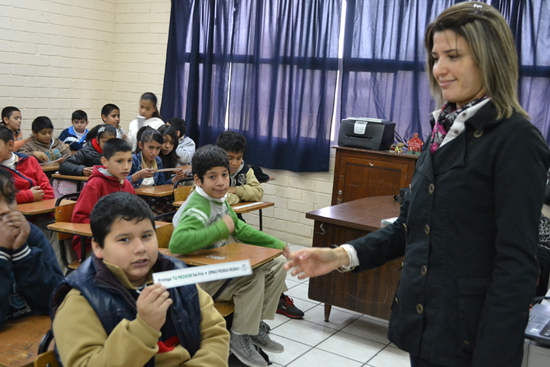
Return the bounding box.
[284,247,349,280]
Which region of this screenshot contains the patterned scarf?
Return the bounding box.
[430,95,489,153]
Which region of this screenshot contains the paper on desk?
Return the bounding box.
[153,260,252,288]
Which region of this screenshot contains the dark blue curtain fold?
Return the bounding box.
[226,0,341,172]
[161,0,233,147]
[341,0,550,144]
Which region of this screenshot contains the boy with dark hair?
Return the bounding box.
[0,169,63,330]
[18,116,71,163]
[215,131,263,206]
[170,145,287,367]
[167,117,195,166]
[58,110,89,151]
[71,138,135,258]
[51,192,230,366]
[216,131,304,319]
[0,126,54,203]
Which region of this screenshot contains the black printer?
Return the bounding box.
[338,117,395,151]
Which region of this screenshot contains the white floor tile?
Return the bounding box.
[266,313,292,330]
[287,348,363,367]
[331,305,365,318]
[367,345,410,367]
[265,334,312,366]
[303,304,360,330]
[284,296,319,314]
[340,316,391,344]
[272,319,338,347]
[317,331,387,363]
[284,283,310,301]
[285,279,302,290]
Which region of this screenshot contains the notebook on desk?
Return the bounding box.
[525,303,550,346]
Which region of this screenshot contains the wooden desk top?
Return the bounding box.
[0,315,51,367]
[40,163,59,172]
[48,220,172,237]
[306,195,401,232]
[17,199,74,216]
[231,201,274,214]
[159,243,282,268]
[172,201,275,213]
[135,184,174,197]
[51,173,89,182]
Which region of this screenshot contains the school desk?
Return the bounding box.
[306,195,402,321]
[17,199,74,216]
[134,184,174,197]
[0,315,51,367]
[171,200,274,231]
[159,242,283,302]
[39,163,59,173]
[47,221,173,263]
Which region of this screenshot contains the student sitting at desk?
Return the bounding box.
[72,138,135,259]
[166,117,195,166]
[170,145,287,367]
[52,192,230,366]
[58,110,89,152]
[0,126,54,204]
[59,124,117,176]
[1,106,31,151]
[0,169,63,330]
[18,116,71,163]
[216,131,304,319]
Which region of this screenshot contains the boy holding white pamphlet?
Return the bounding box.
[51,192,230,367]
[170,145,288,367]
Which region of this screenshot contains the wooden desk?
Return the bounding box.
[171,201,274,231]
[135,184,174,197]
[0,315,51,367]
[51,174,89,182]
[17,199,73,216]
[39,163,59,173]
[159,242,282,268]
[231,201,274,231]
[48,221,172,238]
[306,195,402,321]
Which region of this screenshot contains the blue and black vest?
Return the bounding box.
[51,253,201,366]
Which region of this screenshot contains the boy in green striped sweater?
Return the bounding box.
[170,145,288,367]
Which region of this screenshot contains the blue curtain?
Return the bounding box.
[341,0,550,144]
[160,0,233,147]
[226,0,342,172]
[162,0,341,172]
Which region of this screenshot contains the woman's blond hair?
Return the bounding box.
[425,2,527,120]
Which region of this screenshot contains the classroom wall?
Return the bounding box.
[0,0,116,130]
[0,0,332,247]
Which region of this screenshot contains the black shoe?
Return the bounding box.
[276,294,304,319]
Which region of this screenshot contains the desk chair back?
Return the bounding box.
[34,350,58,367]
[174,185,193,202]
[54,202,77,241]
[156,222,174,248]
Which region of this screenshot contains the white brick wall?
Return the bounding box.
[0,0,116,132]
[0,0,335,247]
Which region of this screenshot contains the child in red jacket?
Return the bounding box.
[71,138,135,258]
[0,126,54,203]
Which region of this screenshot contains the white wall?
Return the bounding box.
[0,0,334,247]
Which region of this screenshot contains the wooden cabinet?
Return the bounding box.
[331,146,417,205]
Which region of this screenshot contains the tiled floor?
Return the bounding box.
[261,244,411,367]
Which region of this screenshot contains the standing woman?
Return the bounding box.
[285,3,550,367]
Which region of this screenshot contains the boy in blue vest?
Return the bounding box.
[51,192,229,366]
[0,169,63,330]
[58,110,89,151]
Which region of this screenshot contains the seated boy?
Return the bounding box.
[0,126,54,203]
[51,192,230,366]
[0,169,63,330]
[58,110,89,151]
[216,131,304,319]
[167,117,195,166]
[18,116,71,163]
[72,138,135,259]
[170,145,287,367]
